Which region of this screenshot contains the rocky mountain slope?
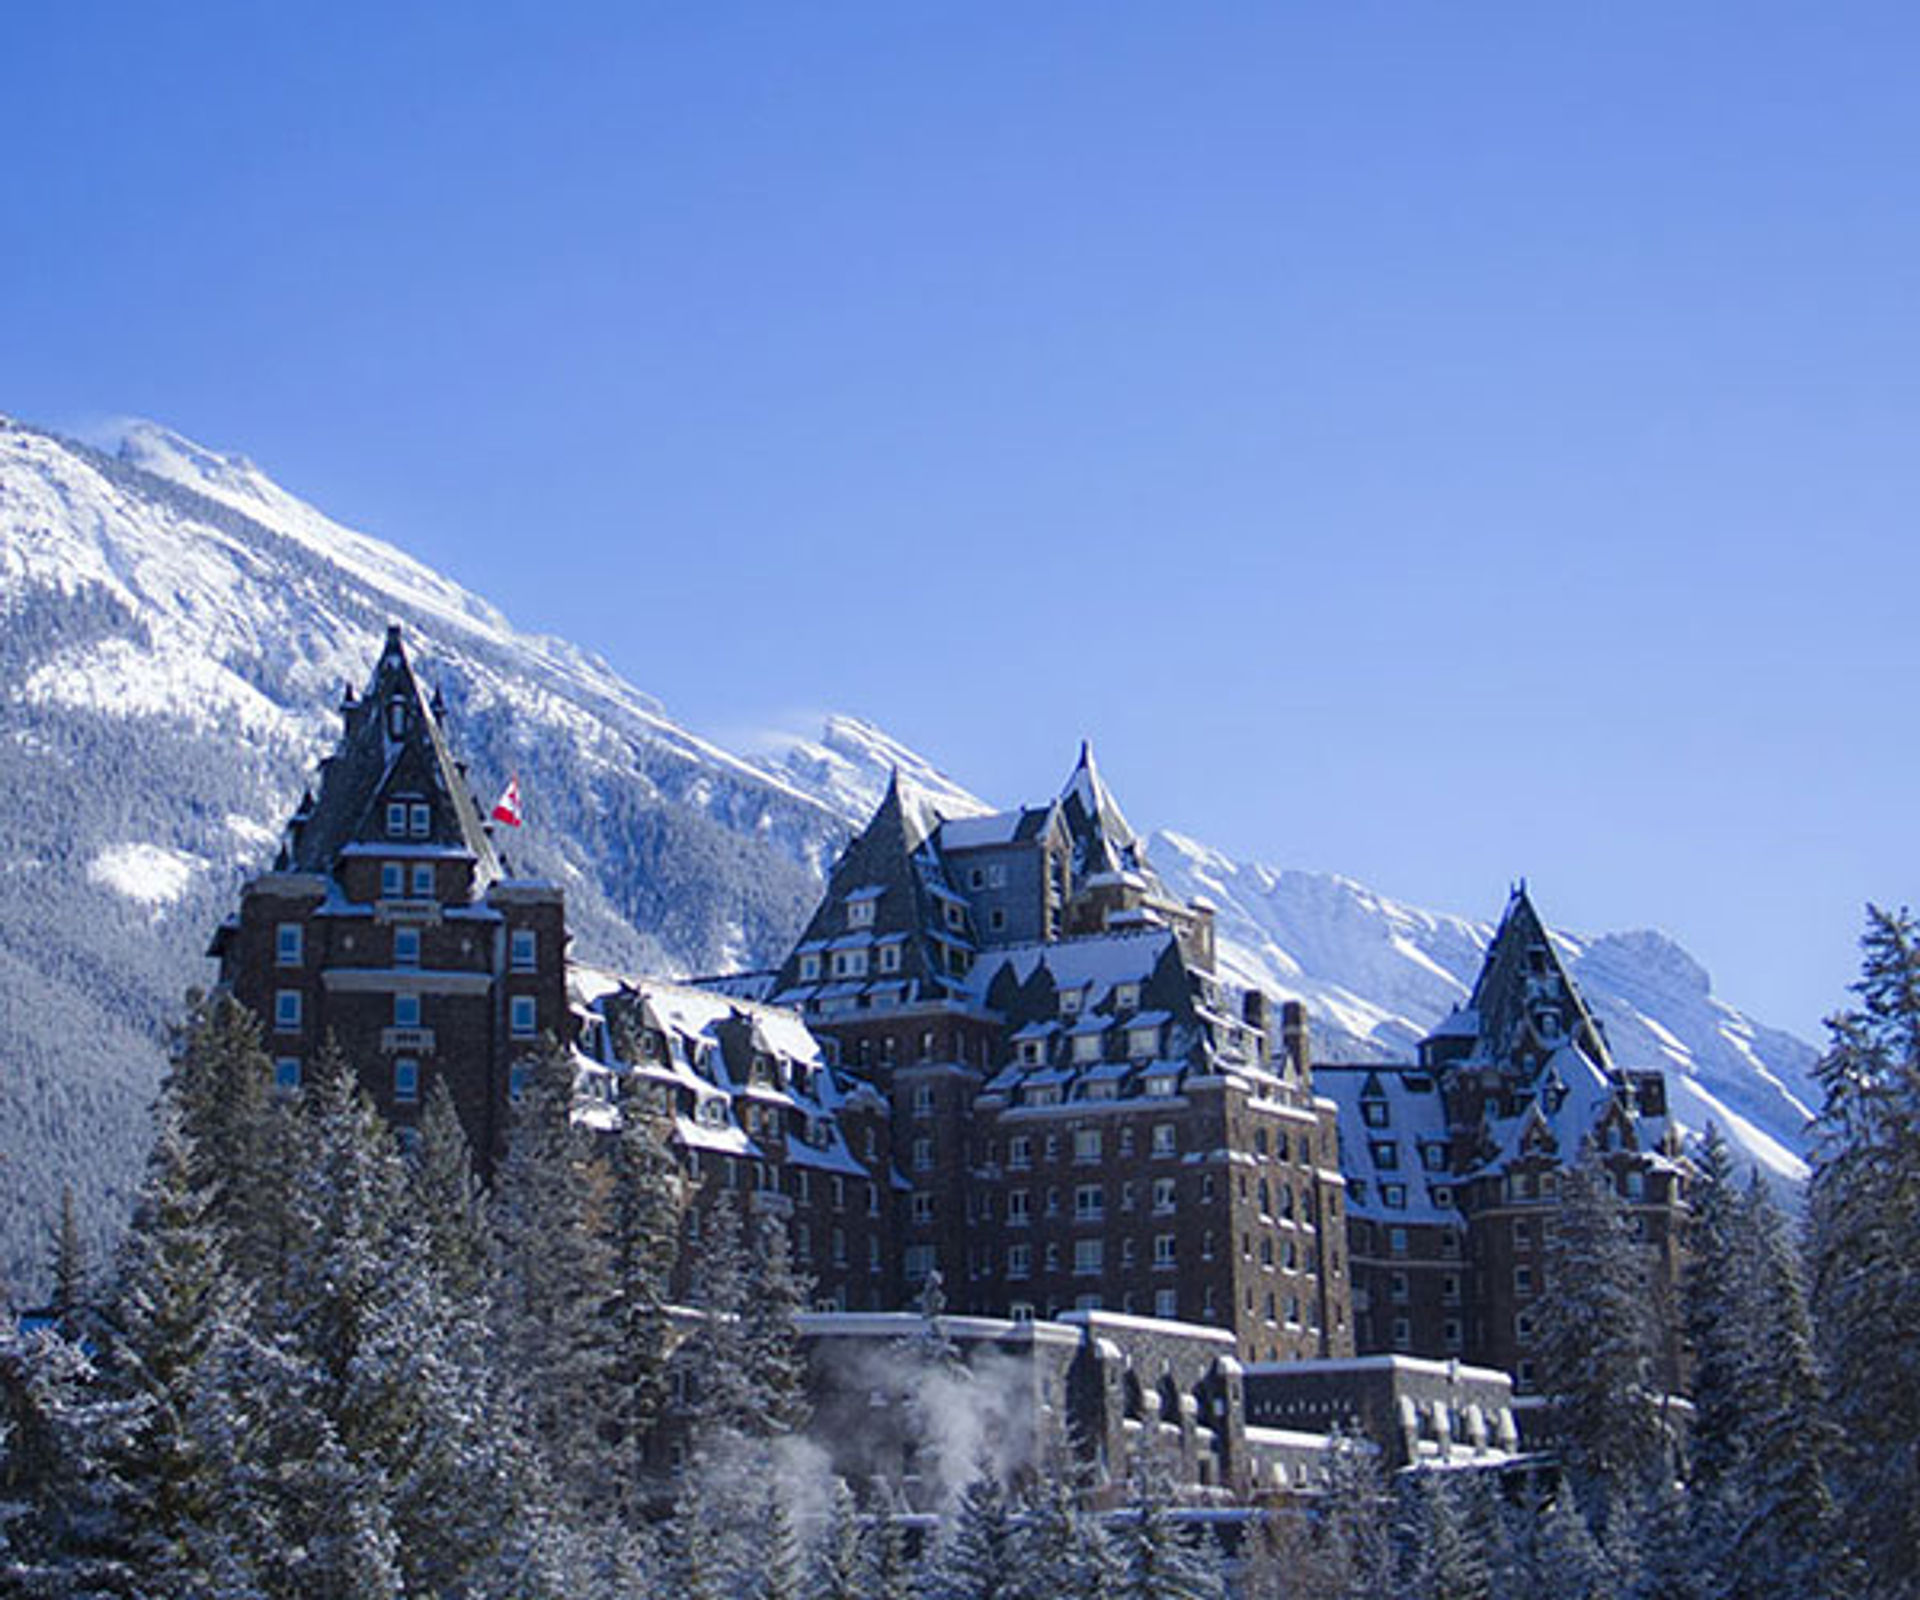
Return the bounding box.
[0,415,1819,1293]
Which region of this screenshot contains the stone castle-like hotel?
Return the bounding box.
[213,630,1690,1491]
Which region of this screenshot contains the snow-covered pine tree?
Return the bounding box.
[47,1187,89,1341]
[1681,1125,1755,1505]
[760,1487,807,1600]
[412,1077,495,1304]
[815,1477,867,1600]
[0,1321,136,1596]
[492,1035,618,1504]
[1012,1462,1122,1600]
[1113,1453,1224,1600]
[743,1210,814,1437]
[280,1042,520,1598]
[1521,1487,1610,1600]
[1808,904,1920,1594]
[101,1104,257,1590]
[1535,1148,1668,1519]
[1395,1473,1489,1600]
[601,1101,683,1493]
[679,1192,759,1447]
[928,1456,1020,1600]
[164,990,282,1284]
[1729,1175,1852,1599]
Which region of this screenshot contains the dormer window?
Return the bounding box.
[1114,982,1140,1012]
[1072,1031,1102,1063]
[409,803,431,839]
[1019,1039,1044,1065]
[387,802,408,837]
[387,698,407,739]
[1059,987,1084,1018]
[943,903,964,931]
[847,898,876,929]
[1361,1099,1390,1128]
[799,953,822,981]
[1127,1024,1160,1060]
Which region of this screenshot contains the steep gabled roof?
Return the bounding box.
[1059,740,1151,881]
[1454,884,1611,1079]
[284,625,501,888]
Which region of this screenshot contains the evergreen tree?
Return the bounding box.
[1114,1455,1223,1600]
[492,1037,617,1501]
[101,1107,255,1591]
[1396,1473,1488,1600]
[1809,904,1920,1594]
[47,1187,88,1341]
[0,1322,136,1596]
[1522,1487,1609,1600]
[1014,1465,1122,1600]
[866,1497,922,1600]
[814,1477,867,1600]
[601,1101,684,1494]
[760,1488,807,1600]
[1682,1126,1755,1504]
[411,1077,494,1304]
[743,1210,814,1436]
[1535,1149,1668,1517]
[680,1193,759,1446]
[929,1457,1020,1600]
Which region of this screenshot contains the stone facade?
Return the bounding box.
[756,751,1355,1365]
[1318,887,1691,1392]
[209,627,566,1172]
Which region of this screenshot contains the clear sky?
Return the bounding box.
[6,3,1916,1039]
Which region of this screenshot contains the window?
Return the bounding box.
[869,1235,882,1272]
[1392,1317,1412,1348]
[879,944,901,974]
[1008,1244,1032,1279]
[1008,1189,1031,1225]
[510,995,536,1038]
[1514,1265,1534,1294]
[1044,1135,1060,1162]
[799,953,822,981]
[409,803,431,838]
[1153,1234,1177,1268]
[1370,1141,1399,1169]
[847,897,875,928]
[1128,1025,1159,1059]
[1073,1239,1104,1275]
[1389,1227,1408,1255]
[381,862,403,897]
[394,992,421,1028]
[1153,1177,1177,1214]
[1143,1074,1177,1097]
[1444,1318,1463,1350]
[387,801,407,837]
[1626,1169,1646,1200]
[1045,1187,1062,1216]
[275,923,303,967]
[1114,982,1139,1011]
[1059,987,1083,1017]
[1074,1128,1102,1162]
[394,926,421,967]
[1515,1311,1536,1340]
[911,1193,934,1225]
[510,929,536,972]
[411,864,434,897]
[1151,1124,1176,1157]
[1075,1185,1104,1221]
[394,1058,419,1104]
[1443,1274,1461,1304]
[912,1137,934,1172]
[832,1228,847,1266]
[1382,1184,1407,1209]
[274,989,301,1031]
[1072,1032,1102,1063]
[1390,1271,1409,1303]
[274,1056,301,1091]
[1009,1135,1032,1169]
[868,1183,881,1217]
[831,1176,846,1211]
[1361,1098,1389,1128]
[1421,1142,1447,1171]
[989,909,1007,932]
[1155,1289,1178,1318]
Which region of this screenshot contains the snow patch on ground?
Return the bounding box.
[88,843,205,907]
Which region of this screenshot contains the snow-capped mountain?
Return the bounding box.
[0,413,1820,1294]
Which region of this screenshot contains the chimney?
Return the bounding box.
[1281,1000,1311,1080]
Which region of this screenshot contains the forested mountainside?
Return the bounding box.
[0,415,1817,1294]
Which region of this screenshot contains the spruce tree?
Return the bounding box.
[1535,1149,1668,1517]
[680,1192,759,1446]
[929,1457,1020,1600]
[492,1036,617,1502]
[1809,904,1920,1593]
[1114,1454,1224,1600]
[815,1477,867,1600]
[164,991,280,1283]
[743,1210,814,1436]
[601,1101,684,1494]
[1396,1473,1488,1600]
[47,1187,89,1341]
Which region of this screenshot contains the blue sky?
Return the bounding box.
[6,3,1916,1038]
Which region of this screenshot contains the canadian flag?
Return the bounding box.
[490,777,523,828]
